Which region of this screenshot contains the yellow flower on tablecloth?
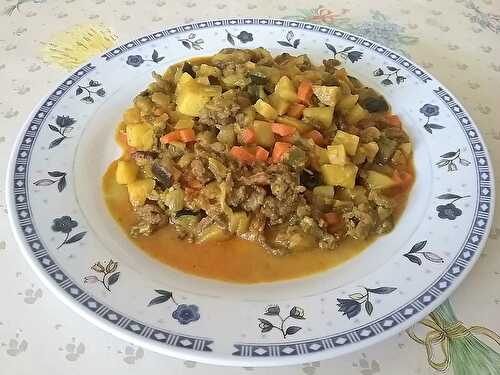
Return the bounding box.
[40,23,117,70]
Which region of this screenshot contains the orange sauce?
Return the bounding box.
[103,161,374,283]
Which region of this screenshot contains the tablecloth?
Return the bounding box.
[0,0,499,374]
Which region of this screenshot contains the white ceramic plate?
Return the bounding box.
[6,18,495,366]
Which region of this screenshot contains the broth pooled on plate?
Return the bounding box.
[103,48,414,282]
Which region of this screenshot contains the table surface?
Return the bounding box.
[0,0,499,374]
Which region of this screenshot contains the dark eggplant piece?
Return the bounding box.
[357,87,389,113]
[182,62,196,78]
[347,75,363,88]
[300,169,320,189]
[152,161,173,188]
[376,137,398,163]
[247,84,267,103]
[175,208,199,217]
[207,75,220,85]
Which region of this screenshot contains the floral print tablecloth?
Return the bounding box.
[0,0,499,374]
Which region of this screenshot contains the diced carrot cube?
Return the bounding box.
[255,146,269,162]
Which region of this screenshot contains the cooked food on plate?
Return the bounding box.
[103,47,414,282]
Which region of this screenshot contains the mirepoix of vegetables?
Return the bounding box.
[113,47,415,255]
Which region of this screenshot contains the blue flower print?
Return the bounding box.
[435,193,470,220]
[226,30,254,45]
[126,50,164,67]
[51,215,87,249]
[337,298,362,319]
[420,104,444,134]
[337,286,396,319]
[148,290,200,325]
[437,203,462,220]
[126,55,145,67]
[420,104,440,117]
[52,216,77,234]
[172,304,200,325]
[237,31,253,43]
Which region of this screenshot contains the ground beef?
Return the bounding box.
[323,58,341,73]
[198,93,241,127]
[190,158,212,184]
[238,172,270,186]
[242,186,267,211]
[130,204,165,237]
[344,206,375,239]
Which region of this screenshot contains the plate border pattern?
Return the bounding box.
[101,18,432,83]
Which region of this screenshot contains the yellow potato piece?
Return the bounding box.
[303,107,334,128]
[127,178,155,207]
[327,144,348,165]
[333,130,360,156]
[254,99,278,120]
[115,160,138,185]
[321,163,358,189]
[126,123,154,150]
[275,76,297,102]
[365,171,397,190]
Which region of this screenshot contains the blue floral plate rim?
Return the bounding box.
[5,18,495,366]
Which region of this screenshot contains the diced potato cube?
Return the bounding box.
[217,125,236,146]
[177,69,194,85]
[327,144,347,165]
[276,115,312,134]
[197,64,221,77]
[116,160,139,185]
[303,107,334,128]
[275,76,297,102]
[175,117,194,129]
[253,120,275,148]
[268,92,290,116]
[333,130,360,156]
[313,185,335,198]
[195,76,211,85]
[126,123,154,150]
[314,145,330,165]
[337,94,359,114]
[221,74,251,88]
[254,99,278,120]
[127,178,155,207]
[321,163,358,189]
[228,212,251,235]
[312,85,342,107]
[123,107,141,124]
[399,142,412,157]
[365,170,397,190]
[346,103,369,125]
[244,61,256,70]
[176,72,222,116]
[197,224,231,243]
[361,142,379,162]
